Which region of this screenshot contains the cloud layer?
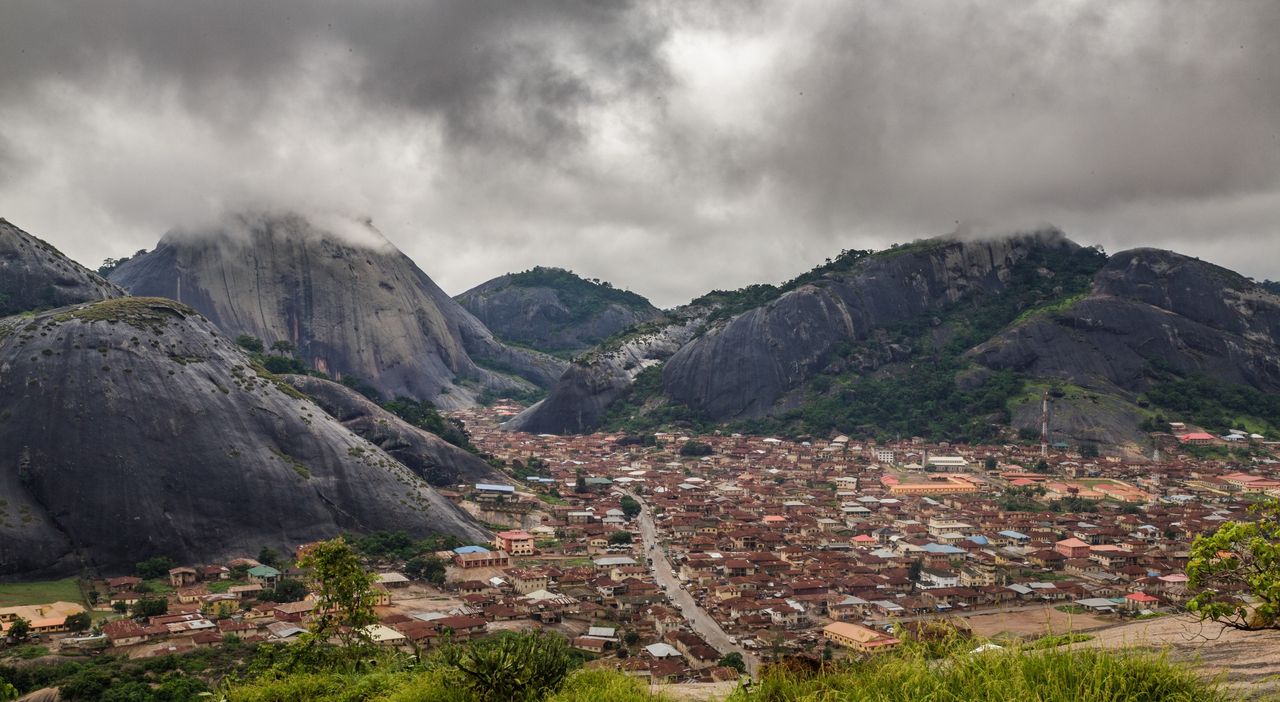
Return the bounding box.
[2,1,1278,307]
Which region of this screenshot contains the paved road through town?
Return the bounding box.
[630,491,760,676]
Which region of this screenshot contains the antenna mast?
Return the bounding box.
[1040,390,1051,457]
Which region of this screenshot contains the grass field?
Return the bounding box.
[0,578,85,607]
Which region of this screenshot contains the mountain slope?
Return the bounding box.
[516,231,1280,448]
[971,248,1280,442]
[512,231,1100,435]
[661,232,1092,421]
[108,213,565,408]
[0,218,123,316]
[282,375,505,487]
[456,267,660,355]
[0,297,487,577]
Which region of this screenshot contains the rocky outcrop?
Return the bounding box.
[108,213,564,408]
[661,233,1081,420]
[0,297,487,577]
[456,267,660,354]
[512,232,1083,433]
[972,249,1280,394]
[283,375,505,487]
[0,218,123,316]
[504,308,711,434]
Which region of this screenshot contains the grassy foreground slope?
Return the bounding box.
[221,644,1238,702]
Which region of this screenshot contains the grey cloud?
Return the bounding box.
[0,1,1278,308]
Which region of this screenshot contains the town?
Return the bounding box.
[3,402,1278,687]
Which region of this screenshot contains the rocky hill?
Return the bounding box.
[456,267,660,355]
[282,375,505,487]
[0,297,488,577]
[511,231,1280,449]
[971,248,1280,444]
[0,218,123,316]
[108,213,566,408]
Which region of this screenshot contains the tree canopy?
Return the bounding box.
[1187,499,1280,630]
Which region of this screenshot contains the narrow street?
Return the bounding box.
[630,492,761,676]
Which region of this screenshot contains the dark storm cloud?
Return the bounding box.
[0,1,1277,307]
[0,1,669,155]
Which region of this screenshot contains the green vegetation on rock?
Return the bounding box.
[1141,370,1280,436]
[505,267,653,320]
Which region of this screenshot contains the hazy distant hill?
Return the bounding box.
[456,266,660,356]
[510,230,1280,450]
[108,213,566,408]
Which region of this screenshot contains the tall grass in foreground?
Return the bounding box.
[219,628,1237,702]
[732,646,1229,702]
[221,668,669,702]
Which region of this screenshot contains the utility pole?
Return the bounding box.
[1040,391,1051,458]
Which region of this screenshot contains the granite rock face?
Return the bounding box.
[510,233,1280,446]
[504,307,711,434]
[0,218,123,316]
[456,268,660,354]
[0,297,488,577]
[283,374,505,487]
[971,249,1280,394]
[515,232,1081,432]
[109,213,564,408]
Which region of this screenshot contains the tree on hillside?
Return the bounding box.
[297,537,379,655]
[258,547,281,568]
[1187,499,1280,630]
[234,334,264,353]
[135,556,175,580]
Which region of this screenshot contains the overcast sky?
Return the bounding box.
[2,1,1278,307]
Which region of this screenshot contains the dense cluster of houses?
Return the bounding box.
[456,404,1280,658]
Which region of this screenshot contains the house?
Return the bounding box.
[0,601,88,635]
[495,530,536,556]
[102,619,150,647]
[474,483,517,501]
[573,635,610,653]
[272,600,316,622]
[505,568,551,594]
[361,624,408,646]
[453,546,511,569]
[822,621,900,653]
[376,572,411,589]
[229,584,264,599]
[1177,433,1215,446]
[1055,538,1091,559]
[1124,591,1160,611]
[433,616,487,639]
[168,567,199,588]
[247,565,282,586]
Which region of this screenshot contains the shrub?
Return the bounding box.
[440,631,575,702]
